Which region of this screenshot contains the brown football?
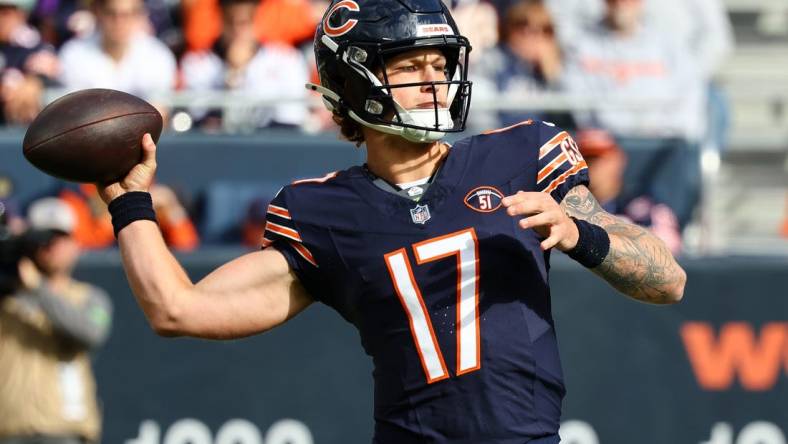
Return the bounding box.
[23,88,163,183]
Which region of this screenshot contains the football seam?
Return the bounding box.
[24,111,160,154]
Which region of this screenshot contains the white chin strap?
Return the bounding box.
[403,108,453,130]
[394,107,453,142]
[307,82,454,143]
[351,108,451,143]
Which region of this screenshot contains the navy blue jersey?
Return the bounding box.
[263,121,589,443]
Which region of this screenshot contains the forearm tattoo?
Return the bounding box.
[560,186,685,304]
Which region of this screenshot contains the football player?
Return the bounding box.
[98,0,686,442]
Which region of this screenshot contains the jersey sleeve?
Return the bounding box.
[262,188,324,301]
[534,122,589,203]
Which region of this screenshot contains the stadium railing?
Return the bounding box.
[35,87,788,255]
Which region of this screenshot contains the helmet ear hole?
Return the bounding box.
[365,100,385,115]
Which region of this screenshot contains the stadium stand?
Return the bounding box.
[1,2,785,443]
[700,4,788,254]
[0,0,781,255]
[199,180,281,243]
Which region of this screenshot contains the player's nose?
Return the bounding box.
[421,65,441,83]
[419,66,442,93]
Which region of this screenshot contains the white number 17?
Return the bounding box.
[384,228,481,384]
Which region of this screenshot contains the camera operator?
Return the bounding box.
[0,198,112,444]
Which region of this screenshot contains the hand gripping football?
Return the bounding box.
[23,88,163,183]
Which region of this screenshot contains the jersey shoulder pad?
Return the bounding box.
[262,176,341,269]
[481,119,568,150]
[532,122,589,201]
[266,167,361,230]
[481,119,538,137]
[289,170,341,187]
[469,120,553,169]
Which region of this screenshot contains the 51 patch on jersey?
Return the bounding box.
[464,186,504,213]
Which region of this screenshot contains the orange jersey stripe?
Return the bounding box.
[543,161,588,194]
[537,152,569,183]
[538,132,570,159]
[290,241,318,267]
[265,221,302,242]
[292,171,338,185]
[267,204,291,219]
[482,119,533,135]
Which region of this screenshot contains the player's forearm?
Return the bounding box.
[117,220,193,335]
[592,219,686,304]
[561,186,685,304]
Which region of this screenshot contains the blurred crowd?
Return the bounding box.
[0,0,744,253]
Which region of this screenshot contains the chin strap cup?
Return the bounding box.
[306,82,451,143]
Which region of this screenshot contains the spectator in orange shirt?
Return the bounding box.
[180,0,310,130]
[255,0,316,47]
[182,0,316,51]
[58,183,199,251]
[150,184,200,252]
[241,196,267,248]
[59,184,114,250]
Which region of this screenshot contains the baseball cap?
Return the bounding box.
[26,198,75,244]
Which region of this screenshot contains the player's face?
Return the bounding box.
[381,49,450,112]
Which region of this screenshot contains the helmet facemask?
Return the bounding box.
[310,34,473,144]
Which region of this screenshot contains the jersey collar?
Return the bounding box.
[349,137,473,227]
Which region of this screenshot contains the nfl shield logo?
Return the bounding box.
[410,204,431,224]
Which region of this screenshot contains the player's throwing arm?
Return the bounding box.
[19,90,295,339]
[502,186,686,304]
[97,134,314,339]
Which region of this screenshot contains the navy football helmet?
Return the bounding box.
[308,0,473,143]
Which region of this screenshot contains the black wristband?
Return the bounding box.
[108,191,157,237]
[566,217,610,268]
